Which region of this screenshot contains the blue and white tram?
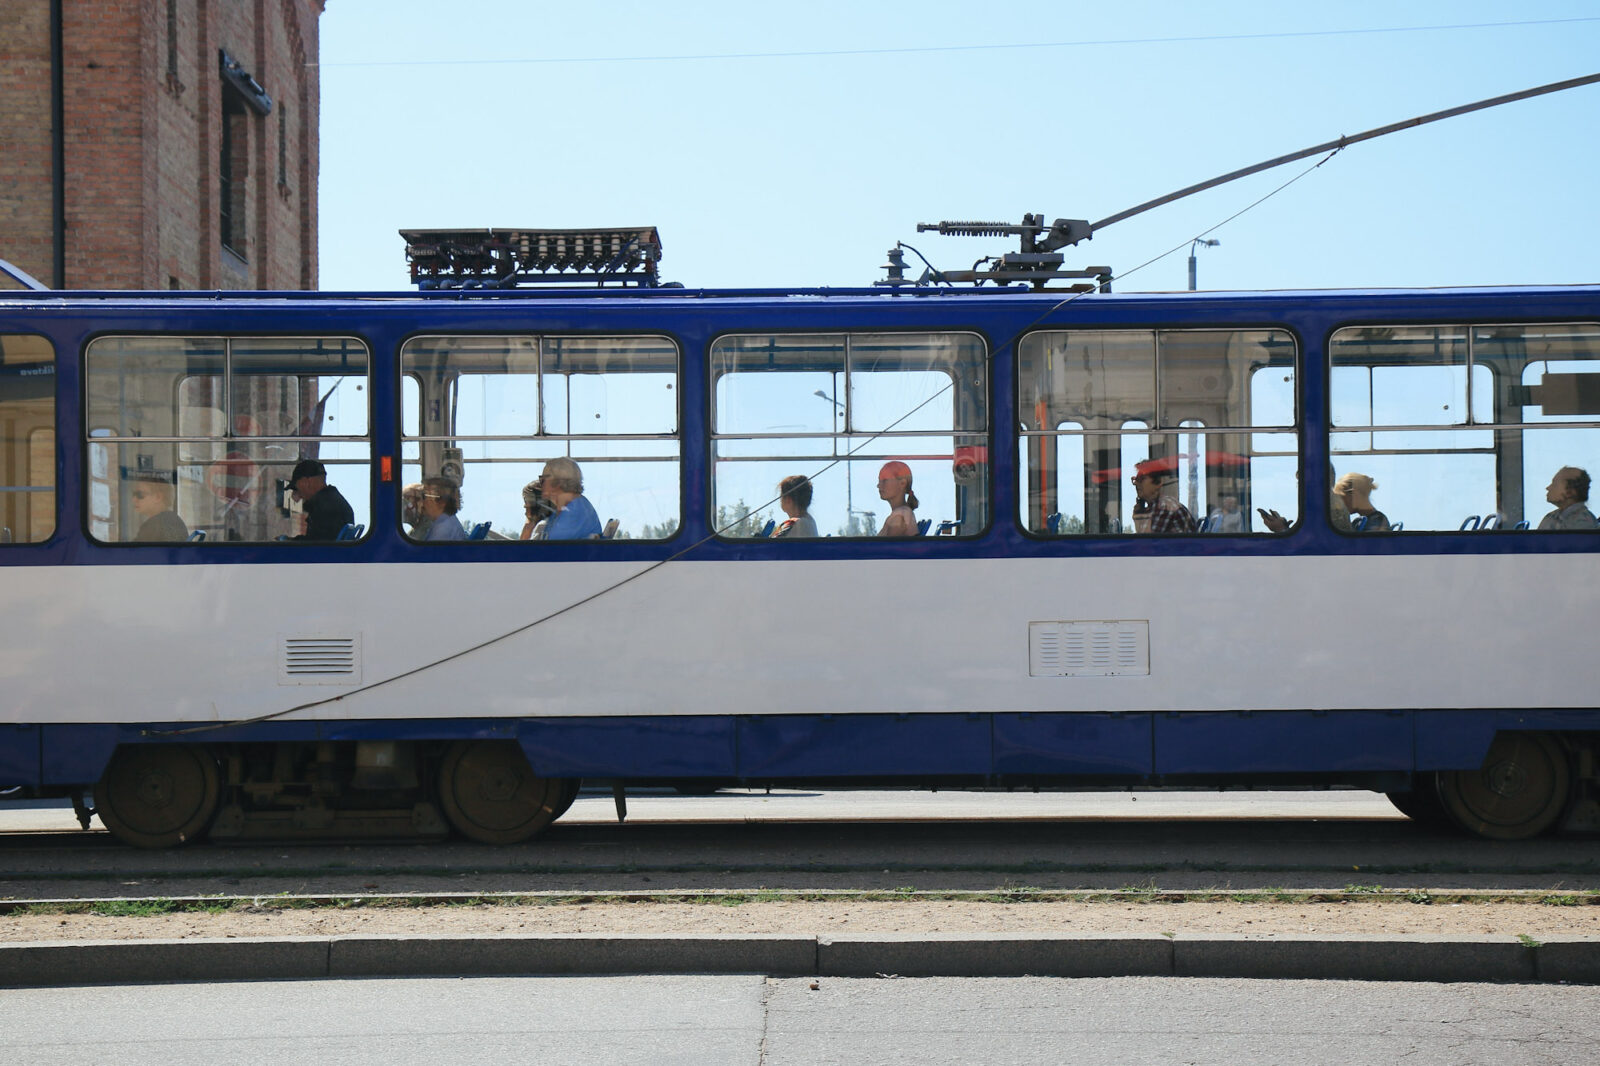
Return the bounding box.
[0,281,1596,845]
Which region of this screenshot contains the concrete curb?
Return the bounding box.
[2,934,1596,987]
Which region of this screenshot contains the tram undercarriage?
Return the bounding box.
[73,730,1600,848]
[89,739,578,848]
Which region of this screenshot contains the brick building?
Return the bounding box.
[0,0,323,290]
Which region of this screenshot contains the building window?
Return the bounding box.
[220,91,247,255]
[164,0,184,93]
[217,50,273,259]
[277,103,289,190]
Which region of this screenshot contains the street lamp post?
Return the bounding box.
[1186,239,1220,517]
[1187,238,1220,291]
[813,388,854,532]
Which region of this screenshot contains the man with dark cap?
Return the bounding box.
[289,459,354,540]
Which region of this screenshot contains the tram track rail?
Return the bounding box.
[3,812,1597,905]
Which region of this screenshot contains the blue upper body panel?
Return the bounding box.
[1,282,1596,567]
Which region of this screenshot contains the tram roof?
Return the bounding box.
[1,282,1598,312]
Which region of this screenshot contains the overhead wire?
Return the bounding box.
[315,16,1600,69]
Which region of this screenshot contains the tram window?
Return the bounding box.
[1017,329,1298,535]
[710,332,988,538]
[0,335,56,544]
[84,336,370,543]
[399,335,679,541]
[1330,323,1600,532]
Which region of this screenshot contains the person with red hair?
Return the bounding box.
[877,460,919,537]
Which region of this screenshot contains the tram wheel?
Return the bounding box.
[1385,782,1453,829]
[95,744,221,849]
[1437,733,1571,840]
[548,778,581,821]
[437,740,563,844]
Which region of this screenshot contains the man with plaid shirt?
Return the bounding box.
[1131,459,1197,534]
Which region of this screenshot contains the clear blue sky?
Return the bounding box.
[317,2,1600,293]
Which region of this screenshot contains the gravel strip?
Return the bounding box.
[6,899,1600,943]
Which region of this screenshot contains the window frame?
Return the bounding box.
[1328,320,1600,535]
[397,331,684,543]
[82,333,372,546]
[1015,325,1300,537]
[708,329,992,540]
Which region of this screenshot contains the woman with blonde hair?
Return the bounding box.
[1333,472,1389,531]
[876,460,919,537]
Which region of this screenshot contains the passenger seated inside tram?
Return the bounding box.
[519,477,556,540]
[772,474,818,538]
[419,476,465,541]
[537,457,602,539]
[129,473,188,542]
[289,459,354,541]
[1538,466,1598,530]
[401,482,431,540]
[1333,472,1389,531]
[876,460,918,537]
[1207,493,1246,533]
[1130,460,1196,534]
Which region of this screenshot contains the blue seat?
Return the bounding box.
[760,519,775,537]
[936,520,959,536]
[336,523,364,541]
[1046,512,1061,534]
[916,518,931,536]
[186,529,207,542]
[1479,514,1501,530]
[1459,515,1481,531]
[467,521,491,540]
[1515,520,1531,530]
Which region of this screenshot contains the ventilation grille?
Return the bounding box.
[1029,621,1149,677]
[279,634,362,686]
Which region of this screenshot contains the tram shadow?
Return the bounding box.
[509,789,1598,893]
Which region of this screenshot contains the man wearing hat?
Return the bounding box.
[289,459,354,540]
[1130,458,1197,534]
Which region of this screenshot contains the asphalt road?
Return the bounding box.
[3,974,1595,1066]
